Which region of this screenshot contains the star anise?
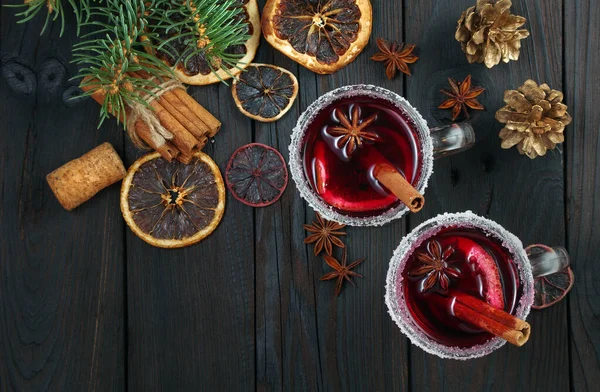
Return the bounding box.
[410,240,462,292]
[371,38,419,79]
[320,249,365,297]
[439,75,485,121]
[304,213,346,256]
[326,104,380,158]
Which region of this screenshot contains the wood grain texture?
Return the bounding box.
[0,6,125,392]
[307,2,410,391]
[565,1,600,391]
[253,12,323,389]
[124,82,256,390]
[253,2,411,389]
[404,0,569,390]
[2,0,599,391]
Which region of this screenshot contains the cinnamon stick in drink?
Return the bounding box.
[426,291,530,347]
[359,146,424,213]
[452,292,531,347]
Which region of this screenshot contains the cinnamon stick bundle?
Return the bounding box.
[80,73,221,164]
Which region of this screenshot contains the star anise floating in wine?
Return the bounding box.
[370,38,419,79]
[410,240,462,292]
[320,249,366,297]
[304,213,346,256]
[326,104,380,158]
[439,75,485,121]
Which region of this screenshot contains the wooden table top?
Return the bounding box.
[1,0,599,391]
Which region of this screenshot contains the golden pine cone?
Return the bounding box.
[455,0,530,68]
[496,80,571,159]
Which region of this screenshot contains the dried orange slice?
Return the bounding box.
[232,63,299,122]
[121,151,225,248]
[262,0,372,74]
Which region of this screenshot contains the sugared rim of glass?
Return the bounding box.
[288,84,434,226]
[384,211,535,360]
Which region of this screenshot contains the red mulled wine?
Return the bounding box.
[302,96,422,216]
[402,227,521,347]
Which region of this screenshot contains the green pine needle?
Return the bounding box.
[7,0,92,36]
[148,0,251,80]
[9,0,251,128]
[73,0,173,128]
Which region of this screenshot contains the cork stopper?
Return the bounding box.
[46,142,126,210]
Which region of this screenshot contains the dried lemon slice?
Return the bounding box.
[121,151,225,248]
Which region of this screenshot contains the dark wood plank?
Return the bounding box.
[124,83,256,389]
[253,23,324,390]
[565,1,600,390]
[253,1,409,390]
[0,6,125,392]
[404,0,569,390]
[310,2,410,390]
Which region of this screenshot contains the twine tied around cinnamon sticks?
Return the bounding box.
[81,72,221,163]
[125,77,183,150]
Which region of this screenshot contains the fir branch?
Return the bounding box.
[73,0,172,128]
[148,0,251,80]
[9,0,252,128]
[6,0,93,36]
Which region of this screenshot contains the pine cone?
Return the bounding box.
[496,80,571,159]
[455,0,529,68]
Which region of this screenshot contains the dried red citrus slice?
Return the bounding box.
[262,0,373,74]
[532,267,574,309]
[148,0,261,85]
[525,244,575,310]
[231,63,299,122]
[454,237,505,309]
[226,143,288,207]
[121,151,225,248]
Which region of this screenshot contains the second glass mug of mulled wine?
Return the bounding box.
[385,211,571,359]
[289,84,476,226]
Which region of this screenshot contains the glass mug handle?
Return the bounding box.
[430,123,476,159]
[525,244,570,277]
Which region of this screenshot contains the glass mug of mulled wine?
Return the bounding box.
[289,84,476,226]
[385,211,570,360]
